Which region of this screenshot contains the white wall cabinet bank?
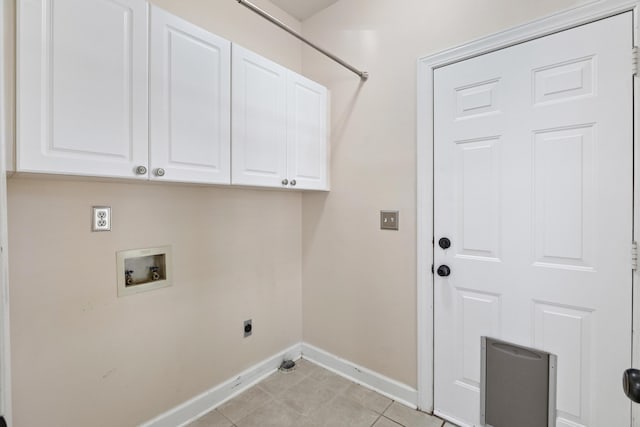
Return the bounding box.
[232,45,329,191]
[17,0,231,184]
[17,0,328,190]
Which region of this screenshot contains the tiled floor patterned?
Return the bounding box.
[188,358,456,427]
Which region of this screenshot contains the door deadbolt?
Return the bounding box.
[438,237,451,249]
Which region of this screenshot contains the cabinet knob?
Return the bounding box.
[135,165,147,175]
[155,168,166,177]
[282,179,289,186]
[290,180,297,186]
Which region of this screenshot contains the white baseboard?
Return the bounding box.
[140,343,302,427]
[140,341,419,426]
[300,342,418,409]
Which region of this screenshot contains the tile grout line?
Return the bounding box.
[379,401,406,427]
[370,412,384,427]
[380,399,394,415]
[215,409,235,426]
[380,414,406,426]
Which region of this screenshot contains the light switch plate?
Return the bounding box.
[92,206,111,232]
[380,210,399,230]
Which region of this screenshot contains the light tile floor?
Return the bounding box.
[188,358,457,427]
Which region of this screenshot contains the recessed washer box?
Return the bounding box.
[116,246,172,297]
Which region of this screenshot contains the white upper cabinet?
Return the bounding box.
[18,0,149,178]
[232,45,329,190]
[231,45,288,188]
[287,73,328,191]
[149,6,231,184]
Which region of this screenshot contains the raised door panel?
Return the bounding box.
[286,71,328,190]
[231,45,287,188]
[18,0,148,178]
[149,6,230,184]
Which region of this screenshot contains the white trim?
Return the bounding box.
[301,342,418,409]
[140,343,302,427]
[0,1,13,425]
[415,53,433,413]
[633,17,640,427]
[416,0,640,418]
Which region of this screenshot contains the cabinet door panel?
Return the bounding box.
[149,6,230,184]
[18,0,148,178]
[231,45,287,187]
[287,72,328,190]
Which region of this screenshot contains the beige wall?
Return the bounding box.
[7,1,303,426]
[300,0,588,388]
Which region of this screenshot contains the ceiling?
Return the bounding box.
[269,0,340,21]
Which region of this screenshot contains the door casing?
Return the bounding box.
[416,0,640,423]
[0,0,12,425]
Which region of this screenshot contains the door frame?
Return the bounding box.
[416,0,640,421]
[0,0,13,425]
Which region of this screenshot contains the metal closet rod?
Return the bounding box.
[236,0,369,81]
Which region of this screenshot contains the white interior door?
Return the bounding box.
[434,12,633,427]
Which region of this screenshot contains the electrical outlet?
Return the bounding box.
[92,206,111,232]
[244,319,252,337]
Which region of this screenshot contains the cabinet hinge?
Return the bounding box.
[632,241,638,271]
[633,46,639,76]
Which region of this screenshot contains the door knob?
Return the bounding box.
[437,265,451,277]
[623,369,640,403]
[438,237,451,249]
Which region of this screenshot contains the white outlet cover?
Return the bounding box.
[92,206,111,232]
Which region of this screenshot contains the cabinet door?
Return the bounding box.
[18,0,148,178]
[286,72,328,190]
[231,45,287,188]
[149,6,231,184]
